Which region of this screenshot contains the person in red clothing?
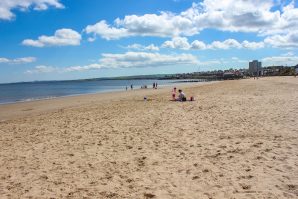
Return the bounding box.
[172,91,176,100]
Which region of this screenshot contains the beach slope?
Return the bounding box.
[0,77,297,198]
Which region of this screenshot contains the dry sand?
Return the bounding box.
[0,77,297,198]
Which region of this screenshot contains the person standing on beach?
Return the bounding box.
[172,90,176,100]
[155,82,158,89]
[131,84,133,90]
[126,86,128,91]
[153,82,155,89]
[172,87,177,100]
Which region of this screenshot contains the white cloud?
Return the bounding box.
[191,40,207,50]
[126,44,159,51]
[22,29,81,47]
[97,52,198,69]
[262,55,298,66]
[145,44,160,51]
[192,0,280,33]
[0,0,64,20]
[87,37,96,42]
[208,39,242,49]
[26,52,198,73]
[25,65,57,74]
[162,37,191,50]
[0,56,36,64]
[85,12,200,40]
[85,20,130,40]
[84,12,197,40]
[242,40,265,49]
[84,0,298,45]
[264,31,298,48]
[0,58,10,63]
[126,44,143,50]
[282,51,295,56]
[162,37,264,50]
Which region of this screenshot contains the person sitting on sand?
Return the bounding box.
[178,89,186,101]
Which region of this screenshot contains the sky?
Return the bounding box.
[0,0,298,83]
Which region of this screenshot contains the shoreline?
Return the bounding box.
[0,81,216,121]
[0,80,213,105]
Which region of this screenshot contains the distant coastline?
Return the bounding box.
[2,64,297,85]
[0,78,202,105]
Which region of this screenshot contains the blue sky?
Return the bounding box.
[0,0,298,83]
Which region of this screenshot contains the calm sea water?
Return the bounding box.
[0,79,189,104]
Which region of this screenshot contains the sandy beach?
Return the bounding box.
[0,77,297,198]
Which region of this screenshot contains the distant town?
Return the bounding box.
[75,61,298,82]
[160,61,298,81]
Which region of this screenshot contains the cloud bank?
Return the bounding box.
[126,44,160,51]
[26,52,198,73]
[25,65,57,74]
[262,55,298,66]
[0,0,64,20]
[162,37,264,50]
[85,0,298,46]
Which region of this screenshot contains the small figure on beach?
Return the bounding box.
[153,82,155,89]
[131,84,133,90]
[126,86,128,91]
[178,89,186,101]
[172,87,176,100]
[155,82,158,89]
[172,91,176,100]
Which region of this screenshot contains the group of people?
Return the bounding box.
[172,87,187,101]
[153,82,158,89]
[171,87,194,102]
[126,84,134,91]
[126,82,158,90]
[126,83,193,102]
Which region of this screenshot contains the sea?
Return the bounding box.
[0,79,197,104]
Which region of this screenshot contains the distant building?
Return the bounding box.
[249,60,262,76]
[262,67,280,76]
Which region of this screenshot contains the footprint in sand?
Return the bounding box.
[287,184,296,191]
[144,193,156,198]
[240,183,251,190]
[203,169,209,173]
[22,108,34,111]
